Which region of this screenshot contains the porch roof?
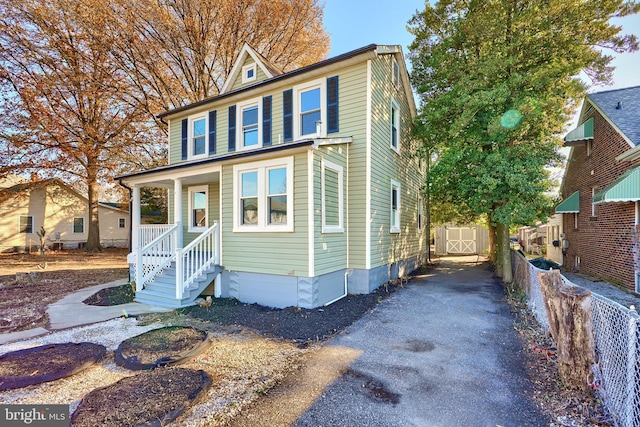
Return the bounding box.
[593,166,640,204]
[117,139,315,185]
[555,191,579,213]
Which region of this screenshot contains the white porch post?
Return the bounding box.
[174,178,184,299]
[131,185,143,291]
[131,184,141,251]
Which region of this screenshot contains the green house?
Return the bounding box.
[119,43,427,308]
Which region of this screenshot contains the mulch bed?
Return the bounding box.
[83,283,135,306]
[178,282,407,346]
[0,342,106,390]
[71,368,213,427]
[115,326,212,370]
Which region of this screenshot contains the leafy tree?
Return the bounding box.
[0,0,161,251]
[107,0,330,121]
[0,0,329,251]
[409,0,639,282]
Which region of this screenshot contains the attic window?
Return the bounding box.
[242,63,257,83]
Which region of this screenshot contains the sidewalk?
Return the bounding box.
[233,256,548,427]
[0,280,170,345]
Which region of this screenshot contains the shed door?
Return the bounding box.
[446,227,476,254]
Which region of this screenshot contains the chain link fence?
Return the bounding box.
[512,250,640,427]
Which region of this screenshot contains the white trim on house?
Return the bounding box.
[220,43,276,94]
[365,59,372,270]
[232,156,294,232]
[308,150,315,277]
[321,159,344,233]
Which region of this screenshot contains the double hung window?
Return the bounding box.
[390,180,401,233]
[192,117,206,157]
[234,157,293,232]
[390,99,400,153]
[19,215,33,233]
[188,186,208,232]
[294,79,326,139]
[73,217,84,233]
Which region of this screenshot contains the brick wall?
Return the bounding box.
[562,110,640,291]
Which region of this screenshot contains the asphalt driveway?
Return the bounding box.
[293,255,547,427]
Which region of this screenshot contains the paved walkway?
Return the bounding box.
[233,256,548,427]
[0,280,170,345]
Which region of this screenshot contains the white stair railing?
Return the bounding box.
[176,221,220,299]
[135,223,179,291]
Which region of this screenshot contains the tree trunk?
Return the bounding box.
[495,222,504,278]
[498,223,512,283]
[487,220,497,263]
[538,269,595,392]
[85,168,102,252]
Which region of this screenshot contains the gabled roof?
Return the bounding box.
[159,44,417,120]
[587,86,640,148]
[220,43,283,94]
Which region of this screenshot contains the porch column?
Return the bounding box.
[131,184,141,250]
[174,178,183,248]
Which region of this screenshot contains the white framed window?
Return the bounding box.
[321,160,344,233]
[591,187,597,217]
[242,63,257,83]
[390,99,400,153]
[73,217,85,233]
[294,79,326,139]
[390,180,401,233]
[19,215,33,233]
[189,114,207,159]
[236,98,262,151]
[392,57,400,87]
[188,185,208,232]
[118,218,126,229]
[233,157,294,232]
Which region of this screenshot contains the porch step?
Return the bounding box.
[135,264,222,309]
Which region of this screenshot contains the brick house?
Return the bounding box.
[555,86,640,292]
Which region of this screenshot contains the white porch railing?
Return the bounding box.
[176,221,220,299]
[139,224,174,247]
[135,223,180,291]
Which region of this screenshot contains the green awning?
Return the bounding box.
[564,117,594,146]
[593,166,640,204]
[555,191,580,213]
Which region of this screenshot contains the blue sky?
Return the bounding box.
[323,1,640,92]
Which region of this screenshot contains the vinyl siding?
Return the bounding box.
[220,151,310,276]
[369,54,425,269]
[181,181,220,246]
[336,63,370,269]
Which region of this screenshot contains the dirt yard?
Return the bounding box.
[0,248,129,333]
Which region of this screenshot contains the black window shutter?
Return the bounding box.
[181,118,188,160]
[327,76,339,133]
[228,105,236,152]
[263,96,272,146]
[208,110,217,155]
[283,89,293,142]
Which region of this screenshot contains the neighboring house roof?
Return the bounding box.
[566,86,640,161]
[0,178,128,213]
[587,86,640,148]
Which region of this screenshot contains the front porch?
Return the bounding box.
[124,167,222,308]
